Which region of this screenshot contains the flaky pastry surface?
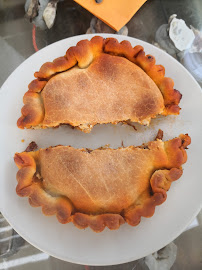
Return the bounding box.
[14,134,190,232]
[17,36,182,132]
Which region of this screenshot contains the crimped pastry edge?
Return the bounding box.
[17,36,182,130]
[14,134,190,232]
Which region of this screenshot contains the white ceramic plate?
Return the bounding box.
[0,34,202,266]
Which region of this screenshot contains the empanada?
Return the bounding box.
[14,133,190,232]
[17,37,182,132]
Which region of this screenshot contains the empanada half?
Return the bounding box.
[14,133,191,232]
[17,36,182,132]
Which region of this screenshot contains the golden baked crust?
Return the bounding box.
[17,36,182,132]
[14,134,190,232]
